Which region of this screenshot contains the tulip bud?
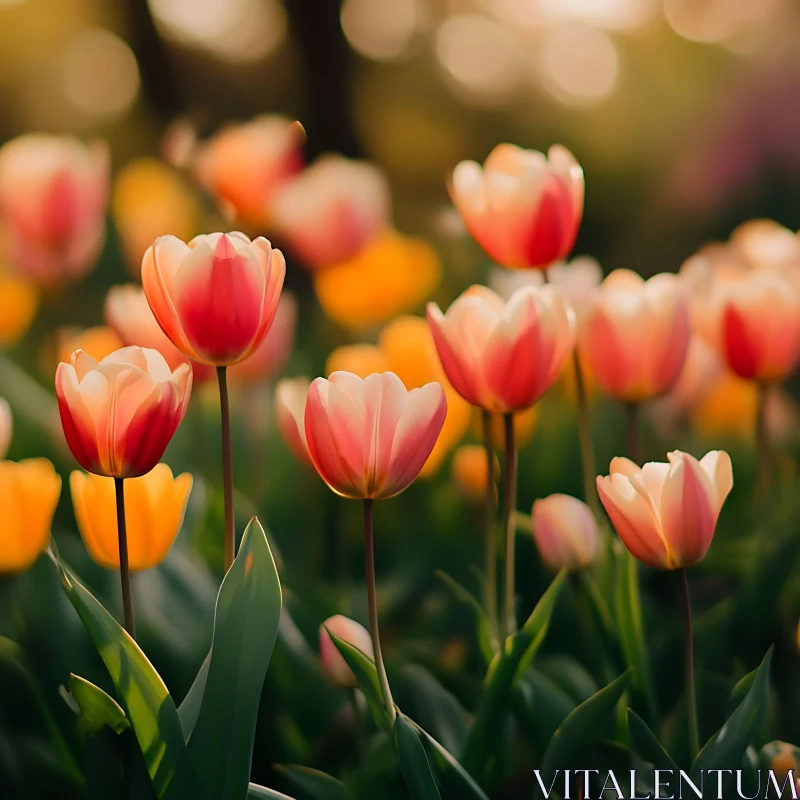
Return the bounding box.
[0,399,11,460]
[70,465,192,571]
[319,615,374,688]
[532,494,600,571]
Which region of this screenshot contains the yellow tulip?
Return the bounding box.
[0,271,38,347]
[325,344,389,378]
[70,465,192,571]
[0,459,61,573]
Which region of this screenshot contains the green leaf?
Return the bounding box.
[693,648,772,773]
[188,517,283,800]
[626,708,677,771]
[68,674,130,735]
[541,670,631,775]
[248,783,296,799]
[177,653,209,740]
[394,713,442,800]
[326,629,391,730]
[52,559,208,799]
[435,571,495,662]
[274,765,345,800]
[514,670,577,757]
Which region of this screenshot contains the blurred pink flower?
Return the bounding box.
[0,398,11,460]
[275,376,311,465]
[319,615,374,688]
[532,493,600,571]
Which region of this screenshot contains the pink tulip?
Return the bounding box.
[304,371,447,500]
[0,134,109,285]
[449,143,584,269]
[596,450,733,569]
[271,155,391,271]
[0,398,10,460]
[141,232,286,367]
[427,284,575,412]
[581,270,690,402]
[730,219,800,271]
[319,614,374,688]
[274,376,312,465]
[532,494,600,571]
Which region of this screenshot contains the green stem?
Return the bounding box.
[501,412,518,639]
[217,366,235,572]
[679,568,700,757]
[481,410,498,643]
[363,499,396,725]
[573,349,601,519]
[626,401,640,464]
[114,478,136,639]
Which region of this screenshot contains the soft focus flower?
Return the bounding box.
[70,464,192,571]
[427,284,574,412]
[319,615,374,688]
[112,158,202,276]
[304,371,447,500]
[0,271,38,347]
[228,293,297,383]
[272,155,391,270]
[141,232,286,366]
[0,398,10,459]
[729,219,800,271]
[0,458,61,573]
[56,326,123,367]
[581,270,690,403]
[0,134,109,285]
[451,444,497,502]
[55,346,192,478]
[596,450,733,570]
[194,116,305,227]
[450,144,583,269]
[314,229,440,331]
[275,377,311,464]
[326,344,389,378]
[532,494,600,571]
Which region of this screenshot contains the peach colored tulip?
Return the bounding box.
[532,494,600,571]
[70,465,192,571]
[0,459,61,573]
[730,219,800,271]
[581,270,690,403]
[194,115,305,227]
[427,284,574,412]
[0,134,109,285]
[141,231,286,366]
[272,155,391,271]
[450,143,584,269]
[0,398,10,459]
[319,615,374,688]
[596,450,733,569]
[275,377,312,465]
[0,271,38,347]
[304,371,447,500]
[55,346,192,479]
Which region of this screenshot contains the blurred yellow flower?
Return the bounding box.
[0,271,38,347]
[56,326,123,367]
[472,406,538,451]
[325,344,389,378]
[314,229,441,331]
[451,444,498,503]
[70,465,192,571]
[0,459,61,573]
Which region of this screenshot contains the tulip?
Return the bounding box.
[0,459,61,573]
[0,271,38,347]
[319,615,374,688]
[532,494,600,571]
[55,326,123,369]
[596,450,733,570]
[427,284,575,413]
[55,346,192,479]
[272,155,391,270]
[194,115,305,227]
[70,465,192,571]
[0,398,10,459]
[449,143,584,269]
[730,219,800,271]
[0,134,109,285]
[581,270,690,403]
[274,377,312,465]
[305,371,447,500]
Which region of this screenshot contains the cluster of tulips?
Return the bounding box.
[1,116,799,799]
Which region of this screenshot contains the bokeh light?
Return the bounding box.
[340,0,421,61]
[489,0,656,31]
[663,0,782,45]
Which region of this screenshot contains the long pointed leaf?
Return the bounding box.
[626,708,677,771]
[68,674,130,735]
[178,653,210,740]
[395,713,442,800]
[248,783,296,799]
[274,765,345,800]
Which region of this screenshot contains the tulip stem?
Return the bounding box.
[114,478,136,639]
[217,366,235,573]
[481,410,498,644]
[573,350,602,520]
[625,402,640,464]
[501,412,518,639]
[756,382,771,497]
[363,499,396,725]
[678,568,700,758]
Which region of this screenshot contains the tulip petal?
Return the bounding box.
[698,450,733,514]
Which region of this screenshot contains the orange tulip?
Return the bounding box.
[70,465,192,571]
[532,494,600,571]
[427,284,574,412]
[450,143,583,269]
[319,615,374,688]
[141,231,286,366]
[581,270,690,402]
[55,346,192,478]
[274,377,311,464]
[304,371,447,500]
[0,134,109,285]
[0,271,38,347]
[272,155,391,270]
[596,450,733,569]
[0,458,61,573]
[0,398,10,459]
